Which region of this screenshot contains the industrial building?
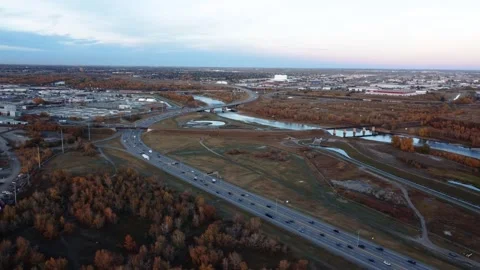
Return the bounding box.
[0,104,20,117]
[365,89,426,96]
[0,116,27,125]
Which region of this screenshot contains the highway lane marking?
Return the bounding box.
[124,131,411,269]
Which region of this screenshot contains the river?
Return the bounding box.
[194,95,480,159]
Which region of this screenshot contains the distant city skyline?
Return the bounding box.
[1,0,479,70]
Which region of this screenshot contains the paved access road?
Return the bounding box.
[311,145,480,215]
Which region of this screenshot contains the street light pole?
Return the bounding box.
[37,146,41,169]
[60,128,64,153]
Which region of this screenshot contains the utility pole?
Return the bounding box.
[60,129,64,153]
[275,198,278,215]
[357,230,360,246]
[37,145,41,169]
[88,123,91,141]
[13,181,17,205]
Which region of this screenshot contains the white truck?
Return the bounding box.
[142,154,150,160]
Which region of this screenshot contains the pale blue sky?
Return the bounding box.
[0,0,479,69]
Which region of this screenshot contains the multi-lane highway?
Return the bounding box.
[121,129,430,270]
[116,87,434,270]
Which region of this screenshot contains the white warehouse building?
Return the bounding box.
[273,75,288,82]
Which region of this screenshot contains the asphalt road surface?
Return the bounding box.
[0,134,21,195]
[121,129,431,270]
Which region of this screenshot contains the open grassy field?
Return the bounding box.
[142,129,461,269]
[43,151,115,176]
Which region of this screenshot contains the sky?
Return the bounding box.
[0,0,479,69]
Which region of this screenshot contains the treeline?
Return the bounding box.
[197,91,249,103]
[430,150,480,170]
[0,75,69,85]
[0,169,308,269]
[426,118,480,147]
[66,77,226,91]
[0,74,225,91]
[241,97,443,130]
[391,136,480,170]
[158,92,202,107]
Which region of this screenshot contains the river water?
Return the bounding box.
[194,95,480,159]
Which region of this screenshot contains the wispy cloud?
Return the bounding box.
[0,44,44,52]
[0,0,479,68]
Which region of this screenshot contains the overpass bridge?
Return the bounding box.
[328,126,378,138]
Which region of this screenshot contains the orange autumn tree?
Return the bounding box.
[124,234,137,252]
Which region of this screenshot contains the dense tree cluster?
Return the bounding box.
[430,150,480,170]
[194,91,249,103]
[0,169,307,269]
[159,92,203,107]
[242,96,480,147]
[427,118,480,147]
[0,236,67,269]
[15,146,53,173]
[241,97,440,130]
[0,74,226,91]
[391,136,414,152]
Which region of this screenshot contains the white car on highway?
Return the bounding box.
[383,260,391,266]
